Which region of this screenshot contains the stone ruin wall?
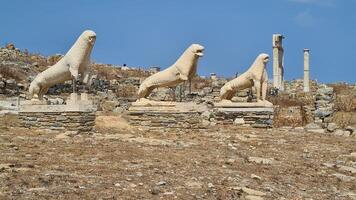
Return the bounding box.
[19,110,95,133]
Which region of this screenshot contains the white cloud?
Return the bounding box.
[288,0,334,6]
[294,10,318,27]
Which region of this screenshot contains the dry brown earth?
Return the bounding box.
[0,114,355,199]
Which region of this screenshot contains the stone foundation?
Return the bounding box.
[213,107,274,128]
[128,111,205,129]
[128,101,207,129]
[19,102,96,133]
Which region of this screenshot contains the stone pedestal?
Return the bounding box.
[19,94,96,133]
[213,102,274,128]
[128,101,208,129]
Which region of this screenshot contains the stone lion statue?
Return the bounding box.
[137,44,204,101]
[220,53,272,105]
[29,30,96,100]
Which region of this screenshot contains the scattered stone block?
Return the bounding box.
[242,187,266,196]
[233,118,245,125]
[327,123,338,132]
[248,157,274,165]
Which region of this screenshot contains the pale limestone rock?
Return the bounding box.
[55,131,78,139]
[247,157,274,165]
[308,129,325,134]
[29,30,96,100]
[219,53,272,107]
[242,187,266,196]
[334,129,351,137]
[214,101,274,108]
[185,181,203,189]
[332,173,355,182]
[250,174,262,180]
[225,158,235,165]
[137,44,204,100]
[337,165,356,174]
[245,195,264,200]
[233,118,245,125]
[305,122,322,129]
[350,152,356,160]
[327,122,338,132]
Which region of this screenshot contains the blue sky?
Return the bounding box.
[1,0,355,83]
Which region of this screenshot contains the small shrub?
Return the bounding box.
[0,65,27,81]
[0,114,20,129]
[332,112,356,128]
[116,85,138,98]
[334,95,356,112]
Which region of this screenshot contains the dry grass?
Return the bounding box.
[270,93,314,127]
[334,95,356,112]
[273,106,307,127]
[92,63,150,80]
[329,83,354,95]
[328,84,356,126]
[328,84,356,112]
[191,76,212,90]
[332,112,356,128]
[116,85,138,98]
[268,93,314,108]
[0,65,27,81]
[0,114,21,130]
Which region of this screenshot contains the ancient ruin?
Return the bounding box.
[18,30,97,133]
[213,53,274,127]
[137,44,204,102]
[218,53,272,107]
[127,44,207,128]
[0,4,355,198]
[272,34,284,91]
[304,49,310,92]
[29,30,96,101]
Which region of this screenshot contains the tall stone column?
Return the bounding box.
[303,49,310,92]
[272,34,284,91]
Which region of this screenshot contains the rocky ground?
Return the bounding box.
[0,114,355,199]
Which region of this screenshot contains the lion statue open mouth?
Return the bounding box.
[137,44,204,101]
[220,53,272,106]
[28,30,96,100]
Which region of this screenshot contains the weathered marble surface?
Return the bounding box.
[29,30,96,100]
[137,44,204,100]
[219,53,273,107]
